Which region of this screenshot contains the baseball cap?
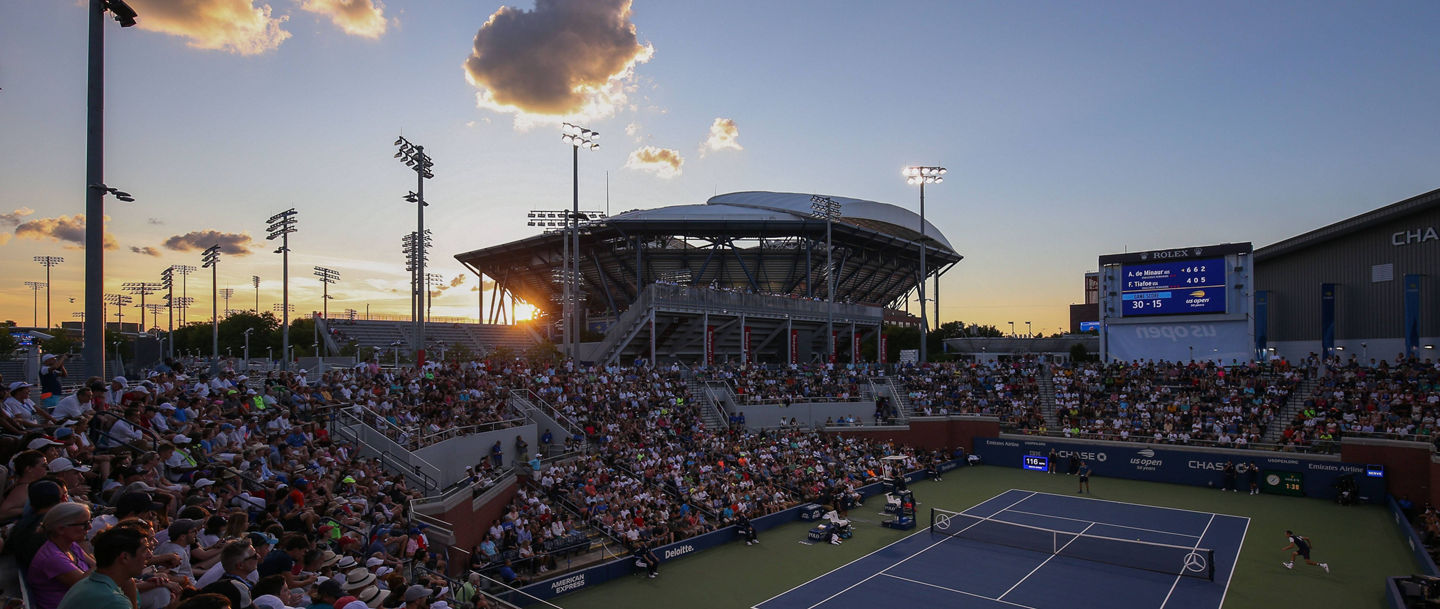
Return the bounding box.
[27,438,63,450]
[247,532,279,548]
[192,478,216,488]
[112,376,127,385]
[8,381,32,391]
[168,518,202,539]
[53,427,74,440]
[403,585,431,603]
[47,457,91,473]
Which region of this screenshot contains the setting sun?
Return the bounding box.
[513,302,538,321]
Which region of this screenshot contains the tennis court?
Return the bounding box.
[753,489,1249,609]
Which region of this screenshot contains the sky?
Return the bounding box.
[2,0,1439,336]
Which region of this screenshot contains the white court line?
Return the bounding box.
[798,491,1038,609]
[997,522,1096,601]
[1015,488,1249,521]
[1002,509,1203,540]
[881,573,1039,609]
[749,489,1036,609]
[1216,517,1250,609]
[1159,513,1216,609]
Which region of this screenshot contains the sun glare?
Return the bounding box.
[513,303,538,321]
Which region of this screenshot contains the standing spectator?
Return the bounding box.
[29,503,95,609]
[57,524,152,609]
[38,354,69,410]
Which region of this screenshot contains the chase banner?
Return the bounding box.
[976,437,1383,503]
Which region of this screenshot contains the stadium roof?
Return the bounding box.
[1255,186,1440,261]
[454,191,962,319]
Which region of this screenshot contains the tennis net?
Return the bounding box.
[929,508,1215,581]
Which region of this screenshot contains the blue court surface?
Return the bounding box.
[754,489,1248,609]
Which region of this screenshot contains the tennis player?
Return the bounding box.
[1077,461,1091,494]
[1282,530,1330,573]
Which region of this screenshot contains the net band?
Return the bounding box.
[930,508,1215,581]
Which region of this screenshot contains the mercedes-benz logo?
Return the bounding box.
[934,514,953,530]
[1184,551,1209,573]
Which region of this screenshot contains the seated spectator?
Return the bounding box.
[29,502,95,609]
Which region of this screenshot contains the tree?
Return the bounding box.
[40,328,79,355]
[0,327,17,360]
[524,341,560,363]
[1070,342,1093,363]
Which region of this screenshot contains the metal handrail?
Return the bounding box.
[416,418,525,446]
[512,389,584,438]
[1003,427,1339,454]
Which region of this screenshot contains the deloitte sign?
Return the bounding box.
[976,437,1382,503]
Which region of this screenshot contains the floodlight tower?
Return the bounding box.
[425,272,443,324]
[265,208,297,371]
[401,229,431,343]
[120,282,159,332]
[314,267,339,322]
[144,304,164,330]
[33,256,63,328]
[810,195,842,362]
[83,0,140,380]
[560,122,598,359]
[201,245,220,364]
[902,165,945,364]
[219,288,235,317]
[394,136,434,364]
[160,267,175,357]
[104,293,131,328]
[251,275,260,312]
[171,265,197,324]
[23,282,46,327]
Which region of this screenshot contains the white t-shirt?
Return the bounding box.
[3,396,40,424]
[53,394,92,420]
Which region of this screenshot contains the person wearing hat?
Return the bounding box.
[38,353,69,411]
[354,586,384,609]
[308,577,345,609]
[29,503,95,609]
[48,458,94,504]
[402,585,431,609]
[340,567,375,593]
[5,381,55,430]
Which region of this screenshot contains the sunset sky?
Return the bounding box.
[2,1,1438,335]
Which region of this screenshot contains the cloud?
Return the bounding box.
[701,117,742,155]
[625,146,683,178]
[463,0,654,122]
[625,122,640,140]
[300,0,388,38]
[147,217,165,225]
[0,207,34,227]
[127,0,291,55]
[131,246,162,257]
[449,274,466,288]
[162,230,255,255]
[14,214,118,250]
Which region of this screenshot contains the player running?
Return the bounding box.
[1282,530,1330,573]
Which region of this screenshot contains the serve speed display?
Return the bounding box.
[1120,258,1226,317]
[1022,455,1049,472]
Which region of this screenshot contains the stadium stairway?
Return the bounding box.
[870,377,912,422]
[1263,374,1319,444]
[688,379,729,430]
[1037,365,1060,428]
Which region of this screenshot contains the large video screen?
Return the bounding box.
[1120,258,1226,317]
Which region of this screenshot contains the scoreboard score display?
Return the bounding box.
[1022,455,1049,472]
[1120,258,1227,317]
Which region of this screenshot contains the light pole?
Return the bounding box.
[810,195,842,363]
[172,265,197,324]
[121,282,158,332]
[526,209,605,347]
[201,245,220,365]
[1008,321,1015,338]
[104,293,131,328]
[395,136,434,365]
[83,0,138,381]
[33,257,63,328]
[314,267,339,321]
[425,272,443,325]
[401,229,431,340]
[272,303,294,367]
[218,288,235,317]
[242,328,254,365]
[23,282,45,327]
[143,304,163,331]
[251,275,260,312]
[902,165,944,364]
[561,122,598,360]
[1026,321,1032,338]
[266,208,297,371]
[159,267,175,358]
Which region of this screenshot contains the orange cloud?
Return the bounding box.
[14,214,118,250]
[127,0,291,55]
[0,207,34,227]
[131,246,162,257]
[625,146,683,178]
[162,230,254,255]
[702,118,742,154]
[463,0,654,121]
[300,0,387,38]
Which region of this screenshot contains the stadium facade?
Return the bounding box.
[1254,187,1440,362]
[455,191,962,365]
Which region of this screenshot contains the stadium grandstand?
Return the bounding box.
[454,191,962,365]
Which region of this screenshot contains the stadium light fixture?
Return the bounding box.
[33,256,64,328]
[559,123,600,359]
[395,136,434,364]
[266,208,297,370]
[902,165,945,364]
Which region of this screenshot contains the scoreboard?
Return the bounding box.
[1120,258,1226,317]
[1022,455,1049,472]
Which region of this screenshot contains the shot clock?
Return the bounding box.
[1022,455,1049,472]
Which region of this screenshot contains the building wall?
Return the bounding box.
[1256,205,1440,344]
